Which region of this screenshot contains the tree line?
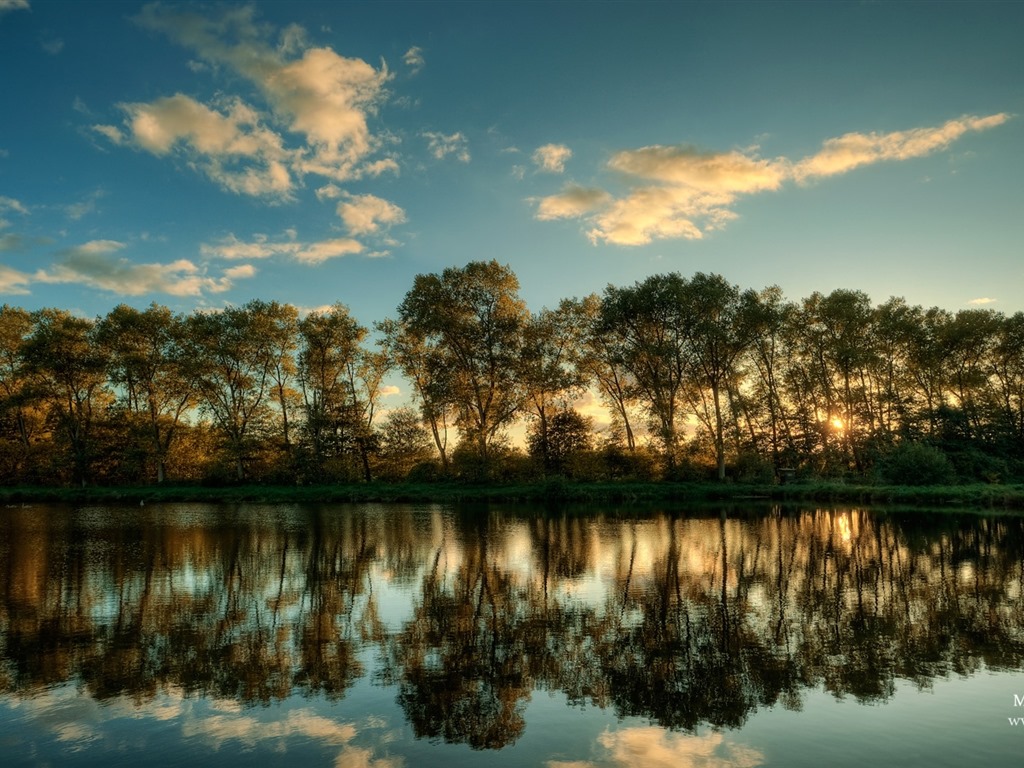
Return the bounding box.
[1,259,1022,486]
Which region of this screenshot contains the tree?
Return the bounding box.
[395,260,528,468]
[0,305,43,480]
[298,304,389,482]
[21,309,110,486]
[184,304,278,481]
[680,273,758,481]
[520,301,588,474]
[575,294,639,453]
[599,274,691,474]
[377,317,456,473]
[96,303,194,483]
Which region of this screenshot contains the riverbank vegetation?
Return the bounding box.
[1,261,1022,491]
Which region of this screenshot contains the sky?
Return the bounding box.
[1,0,1022,328]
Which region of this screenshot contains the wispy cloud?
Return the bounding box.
[535,113,1011,246]
[0,264,32,294]
[403,45,424,74]
[792,114,1010,182]
[968,297,997,305]
[423,131,470,162]
[32,240,248,296]
[0,0,30,19]
[201,231,365,265]
[0,196,29,216]
[533,143,572,173]
[66,189,105,221]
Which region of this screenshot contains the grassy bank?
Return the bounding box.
[3,479,1024,510]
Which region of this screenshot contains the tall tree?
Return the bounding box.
[395,260,528,466]
[599,274,691,474]
[22,309,110,486]
[97,303,194,483]
[0,305,41,479]
[680,273,758,481]
[184,304,277,481]
[377,317,456,473]
[298,304,389,482]
[520,301,588,474]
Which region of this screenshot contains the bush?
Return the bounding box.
[874,442,955,486]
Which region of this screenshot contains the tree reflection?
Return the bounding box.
[2,503,1024,749]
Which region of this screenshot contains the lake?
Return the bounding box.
[2,501,1023,767]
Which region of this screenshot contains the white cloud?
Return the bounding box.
[66,189,105,221]
[294,237,364,264]
[117,93,295,198]
[609,145,788,193]
[548,727,763,768]
[34,240,246,296]
[41,38,64,55]
[134,4,392,185]
[532,143,572,173]
[0,0,30,17]
[792,113,1011,182]
[316,183,343,200]
[968,297,997,305]
[378,384,400,397]
[535,185,611,221]
[337,193,406,236]
[535,113,1011,246]
[0,264,32,294]
[403,46,424,74]
[0,196,28,216]
[92,124,125,144]
[202,231,365,264]
[423,131,470,162]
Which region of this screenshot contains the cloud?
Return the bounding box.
[66,189,105,221]
[548,727,763,768]
[792,113,1011,182]
[609,145,788,193]
[133,4,392,185]
[535,185,612,221]
[0,264,32,294]
[34,240,246,296]
[0,196,29,216]
[201,232,365,264]
[423,131,470,162]
[0,0,29,18]
[968,297,997,305]
[378,384,400,397]
[535,113,1010,246]
[92,124,125,144]
[336,193,406,235]
[316,183,343,200]
[117,93,294,198]
[403,46,424,74]
[41,37,63,55]
[533,143,572,173]
[0,234,24,252]
[294,237,364,264]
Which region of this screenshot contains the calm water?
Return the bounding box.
[2,502,1024,767]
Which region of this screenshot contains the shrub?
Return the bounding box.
[874,442,955,486]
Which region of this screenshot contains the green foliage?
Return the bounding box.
[874,442,956,486]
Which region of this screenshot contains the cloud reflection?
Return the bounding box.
[549,727,763,768]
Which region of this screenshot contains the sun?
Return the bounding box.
[830,417,845,431]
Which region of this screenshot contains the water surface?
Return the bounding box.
[2,502,1023,766]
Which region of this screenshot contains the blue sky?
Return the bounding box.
[1,0,1022,325]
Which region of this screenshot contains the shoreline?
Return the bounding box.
[3,480,1024,511]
